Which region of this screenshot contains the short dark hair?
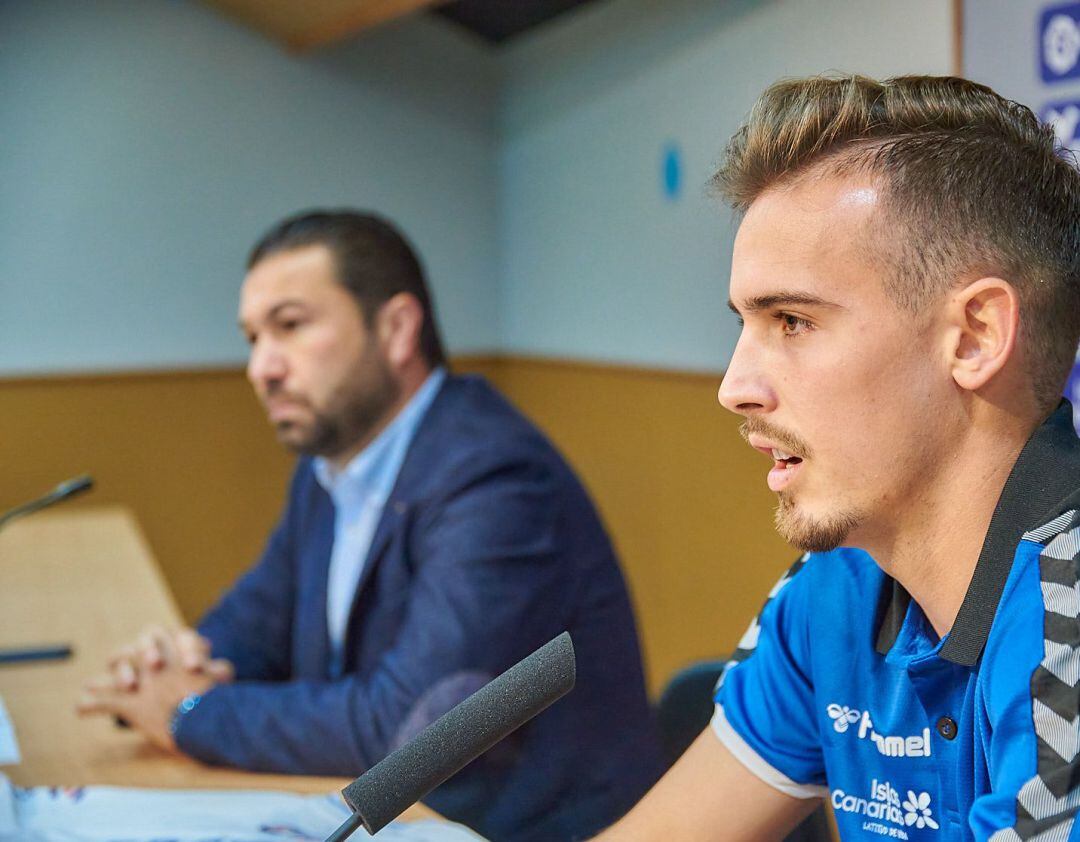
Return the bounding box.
[713,74,1080,412]
[248,210,447,368]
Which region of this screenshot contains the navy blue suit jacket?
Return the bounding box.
[177,375,662,841]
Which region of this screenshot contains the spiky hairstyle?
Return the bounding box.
[714,75,1080,411]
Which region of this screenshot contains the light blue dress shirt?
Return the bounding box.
[312,367,446,676]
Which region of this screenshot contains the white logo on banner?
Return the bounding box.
[1045,14,1080,75]
[1045,104,1080,147]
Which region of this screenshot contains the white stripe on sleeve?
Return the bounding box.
[711,704,828,800]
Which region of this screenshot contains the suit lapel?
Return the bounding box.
[351,497,408,606]
[337,377,455,661]
[303,487,335,679]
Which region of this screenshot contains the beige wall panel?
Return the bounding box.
[1,356,795,696]
[485,357,796,696]
[0,369,293,623]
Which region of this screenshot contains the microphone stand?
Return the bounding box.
[0,474,94,531]
[0,474,94,666]
[326,814,363,842]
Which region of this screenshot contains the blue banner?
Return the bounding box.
[1039,2,1080,82]
[1040,99,1080,152]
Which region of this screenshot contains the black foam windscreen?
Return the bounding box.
[338,631,575,837]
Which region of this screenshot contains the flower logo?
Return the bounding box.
[1045,14,1080,76]
[903,791,939,829]
[826,703,860,733]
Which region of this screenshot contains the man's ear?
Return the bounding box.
[945,277,1020,393]
[375,292,424,370]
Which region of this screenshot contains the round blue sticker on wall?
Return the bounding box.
[662,142,682,201]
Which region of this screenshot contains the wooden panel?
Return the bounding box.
[0,355,794,698]
[482,356,795,696]
[0,368,294,624]
[202,0,449,51]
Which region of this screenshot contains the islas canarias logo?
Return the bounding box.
[832,778,939,838]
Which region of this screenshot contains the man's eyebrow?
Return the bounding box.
[237,299,309,330]
[727,292,843,314]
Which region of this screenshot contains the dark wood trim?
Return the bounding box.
[0,365,248,389]
[495,353,724,385]
[0,353,725,389]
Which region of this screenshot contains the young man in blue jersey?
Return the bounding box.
[596,76,1080,840]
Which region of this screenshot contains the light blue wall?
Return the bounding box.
[0,0,500,375]
[496,0,954,371]
[2,0,959,376]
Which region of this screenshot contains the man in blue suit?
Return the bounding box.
[77,210,661,841]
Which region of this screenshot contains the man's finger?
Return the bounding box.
[111,657,139,690]
[175,628,210,671]
[107,643,141,688]
[206,658,235,683]
[138,625,172,670]
[75,694,110,716]
[75,684,124,717]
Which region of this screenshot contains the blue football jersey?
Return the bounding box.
[715,402,1080,841]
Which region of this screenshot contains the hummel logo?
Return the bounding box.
[827,703,860,733]
[826,704,932,757]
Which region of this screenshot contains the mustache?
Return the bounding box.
[739,417,812,459]
[262,382,311,407]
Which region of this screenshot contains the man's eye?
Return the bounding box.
[778,313,812,335]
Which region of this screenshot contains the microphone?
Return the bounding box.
[325,631,576,841]
[0,474,94,531]
[0,475,92,664]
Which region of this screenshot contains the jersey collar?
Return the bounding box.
[874,399,1080,666]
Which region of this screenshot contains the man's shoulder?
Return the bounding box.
[402,374,574,495]
[742,548,883,642]
[785,547,882,597]
[428,374,535,430]
[425,374,556,451]
[988,503,1080,652]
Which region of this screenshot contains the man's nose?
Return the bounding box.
[247,337,287,389]
[717,338,777,415]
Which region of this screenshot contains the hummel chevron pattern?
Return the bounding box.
[716,554,809,693]
[993,510,1080,842]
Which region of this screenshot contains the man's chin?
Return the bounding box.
[774,496,862,554]
[274,423,316,453]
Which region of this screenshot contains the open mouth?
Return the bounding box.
[745,432,808,493]
[764,447,803,492]
[771,449,803,470]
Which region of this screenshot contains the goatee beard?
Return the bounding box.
[774,492,863,553]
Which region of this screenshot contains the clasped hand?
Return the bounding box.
[76,625,234,753]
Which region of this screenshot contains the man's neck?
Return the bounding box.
[326,364,434,473]
[862,410,1033,640]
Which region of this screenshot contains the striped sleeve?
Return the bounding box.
[979,512,1080,842]
[712,554,827,798]
[715,554,810,693]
